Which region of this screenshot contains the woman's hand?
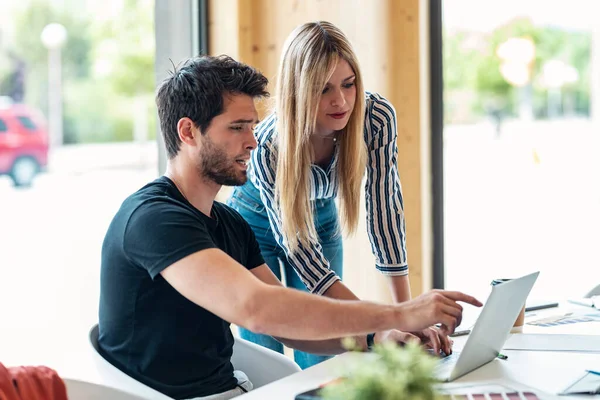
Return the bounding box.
[373,326,453,355]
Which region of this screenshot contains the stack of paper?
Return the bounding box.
[503,334,600,352]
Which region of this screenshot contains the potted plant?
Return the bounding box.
[321,340,444,400]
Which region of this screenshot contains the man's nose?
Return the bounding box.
[246,129,257,150]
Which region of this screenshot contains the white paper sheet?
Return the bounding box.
[503,334,600,352]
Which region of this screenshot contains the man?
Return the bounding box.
[99,55,481,400]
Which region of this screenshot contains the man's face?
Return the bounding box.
[196,94,259,186]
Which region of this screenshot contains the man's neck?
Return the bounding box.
[165,162,221,217]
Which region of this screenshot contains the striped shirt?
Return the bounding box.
[249,92,407,295]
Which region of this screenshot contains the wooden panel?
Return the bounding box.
[386,0,432,296]
[208,0,432,299]
[208,0,241,59]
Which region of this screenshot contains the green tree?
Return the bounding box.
[12,1,92,84]
[8,0,156,144]
[96,0,155,97]
[8,1,93,142]
[472,17,591,119]
[473,18,540,117]
[91,0,155,143]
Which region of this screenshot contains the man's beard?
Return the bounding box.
[197,137,247,186]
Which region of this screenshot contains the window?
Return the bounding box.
[441,0,600,301]
[16,116,36,130]
[0,0,164,364]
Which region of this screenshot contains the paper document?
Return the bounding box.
[438,382,555,399]
[560,370,600,395]
[527,312,600,327]
[503,334,600,352]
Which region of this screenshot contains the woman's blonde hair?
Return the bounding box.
[275,21,367,252]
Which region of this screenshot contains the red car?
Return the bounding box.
[0,99,49,187]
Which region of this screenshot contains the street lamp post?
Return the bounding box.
[496,37,536,121]
[592,25,600,130]
[41,23,67,149]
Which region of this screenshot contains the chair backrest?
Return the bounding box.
[90,324,301,394]
[88,324,172,400]
[65,379,148,400]
[230,336,301,389]
[89,324,101,352]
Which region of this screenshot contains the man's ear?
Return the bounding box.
[177,117,198,146]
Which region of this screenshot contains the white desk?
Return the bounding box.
[239,304,600,399]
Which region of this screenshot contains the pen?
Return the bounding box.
[568,298,594,308]
[449,329,471,337]
[586,370,600,376]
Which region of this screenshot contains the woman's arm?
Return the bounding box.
[388,275,412,303]
[250,117,339,295]
[364,93,411,302]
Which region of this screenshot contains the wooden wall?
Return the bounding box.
[208,0,432,300]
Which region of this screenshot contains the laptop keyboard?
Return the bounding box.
[439,352,460,364]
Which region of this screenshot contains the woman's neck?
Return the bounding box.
[310,134,337,169]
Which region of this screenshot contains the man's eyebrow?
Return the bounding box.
[230,118,259,124]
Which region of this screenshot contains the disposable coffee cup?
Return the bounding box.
[491,278,525,327]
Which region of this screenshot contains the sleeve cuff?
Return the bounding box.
[310,271,340,295]
[376,263,409,276]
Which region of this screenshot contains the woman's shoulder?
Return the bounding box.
[364,91,396,117]
[254,112,278,147]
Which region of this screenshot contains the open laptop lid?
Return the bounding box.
[446,271,540,381]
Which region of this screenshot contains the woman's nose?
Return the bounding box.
[331,89,346,107]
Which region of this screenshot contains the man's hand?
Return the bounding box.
[395,290,482,334]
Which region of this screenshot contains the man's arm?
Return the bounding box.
[251,263,360,354]
[162,249,398,340]
[253,266,429,355]
[161,248,481,342]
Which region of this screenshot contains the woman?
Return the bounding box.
[228,21,432,369]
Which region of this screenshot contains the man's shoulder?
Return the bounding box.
[214,201,249,225]
[114,177,189,227]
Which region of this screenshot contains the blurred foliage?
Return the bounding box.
[0,0,155,144]
[443,17,592,124]
[13,1,92,80]
[94,0,155,97]
[321,341,441,400]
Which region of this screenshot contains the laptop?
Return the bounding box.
[435,271,540,382]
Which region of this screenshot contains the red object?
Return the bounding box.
[0,363,67,400]
[0,101,49,186]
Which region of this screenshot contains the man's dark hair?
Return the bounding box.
[156,55,269,159]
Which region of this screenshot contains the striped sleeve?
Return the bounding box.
[364,93,408,275]
[250,115,340,295]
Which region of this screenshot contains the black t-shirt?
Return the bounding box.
[98,176,265,399]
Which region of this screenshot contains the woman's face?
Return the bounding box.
[315,59,356,136]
